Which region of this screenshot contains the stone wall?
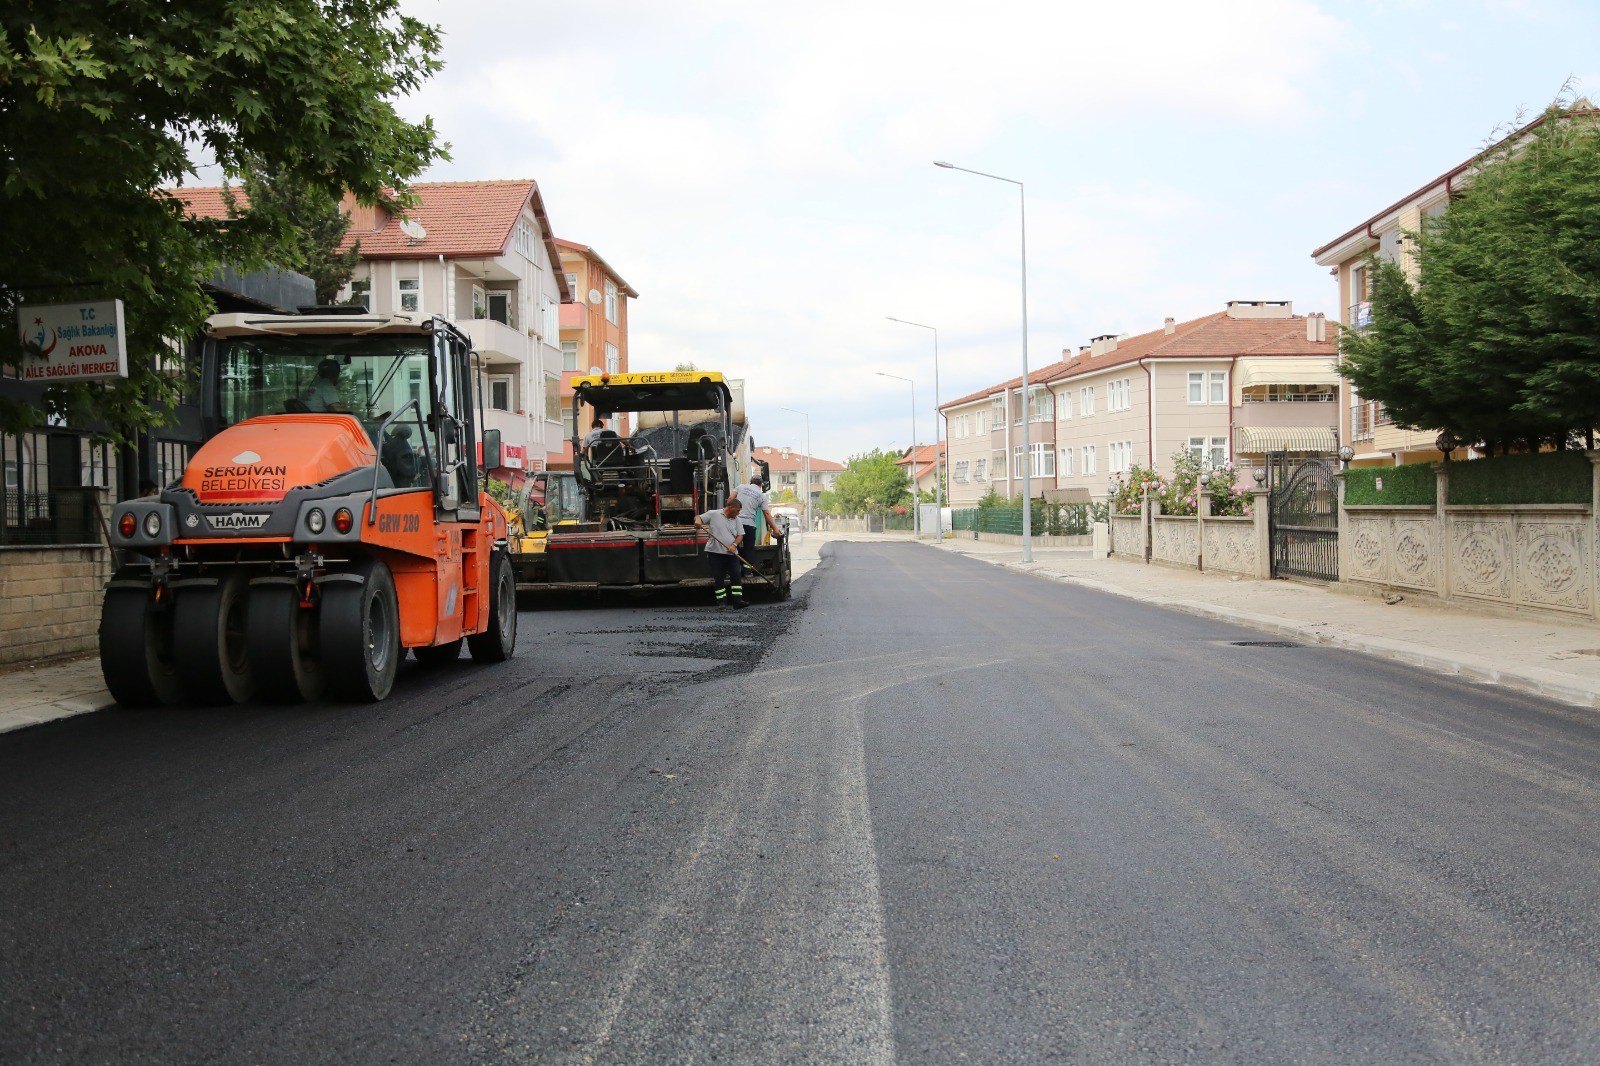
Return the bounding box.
[0,545,112,665]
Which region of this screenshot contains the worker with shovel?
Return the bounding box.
[695,498,749,608]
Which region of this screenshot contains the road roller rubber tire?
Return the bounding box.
[248,583,324,704]
[320,560,400,702]
[100,585,183,708]
[175,570,253,705]
[467,553,517,663]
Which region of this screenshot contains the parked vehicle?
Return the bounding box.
[102,310,517,706]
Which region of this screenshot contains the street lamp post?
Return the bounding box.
[935,160,1032,562]
[886,315,943,539]
[875,371,919,537]
[779,406,811,533]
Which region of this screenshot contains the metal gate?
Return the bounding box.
[1268,454,1338,581]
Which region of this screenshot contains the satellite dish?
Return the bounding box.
[399,218,427,241]
[588,288,602,305]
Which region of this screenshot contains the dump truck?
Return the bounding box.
[509,371,791,598]
[101,310,517,706]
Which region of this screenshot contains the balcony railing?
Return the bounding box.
[1350,399,1389,441]
[1348,301,1373,329]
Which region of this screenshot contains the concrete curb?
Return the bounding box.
[0,689,116,736]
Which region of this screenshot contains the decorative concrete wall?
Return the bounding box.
[1201,518,1260,578]
[1341,459,1600,621]
[1110,515,1144,560]
[1111,492,1270,579]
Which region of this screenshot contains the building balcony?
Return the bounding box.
[466,318,529,368]
[1348,301,1373,329]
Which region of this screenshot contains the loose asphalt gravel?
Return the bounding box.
[3,541,1600,1064]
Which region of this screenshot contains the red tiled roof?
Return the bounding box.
[169,179,572,302]
[556,238,639,298]
[169,186,248,218]
[939,308,1336,411]
[895,443,945,467]
[752,446,845,472]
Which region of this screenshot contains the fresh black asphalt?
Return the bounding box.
[3,541,1599,1063]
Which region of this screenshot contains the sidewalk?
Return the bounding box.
[10,531,1600,736]
[930,536,1600,711]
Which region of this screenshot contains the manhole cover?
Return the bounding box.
[1231,640,1303,648]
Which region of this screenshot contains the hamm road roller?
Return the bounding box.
[102,310,517,705]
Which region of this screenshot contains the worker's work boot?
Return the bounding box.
[730,585,746,609]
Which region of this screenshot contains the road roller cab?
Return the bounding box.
[101,311,518,706]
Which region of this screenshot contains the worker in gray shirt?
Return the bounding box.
[694,499,747,608]
[732,473,780,555]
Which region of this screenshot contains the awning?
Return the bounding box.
[1232,357,1339,405]
[1234,426,1339,454]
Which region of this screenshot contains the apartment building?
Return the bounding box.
[1311,106,1595,467]
[337,180,571,479]
[942,361,1070,506]
[941,301,1339,504]
[751,445,844,516]
[553,238,638,469]
[895,442,946,498]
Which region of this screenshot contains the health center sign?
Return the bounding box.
[16,300,129,382]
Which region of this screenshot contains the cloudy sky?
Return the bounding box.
[395,0,1598,462]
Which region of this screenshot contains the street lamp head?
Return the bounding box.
[933,160,955,168]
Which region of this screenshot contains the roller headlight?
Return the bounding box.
[306,508,326,535]
[142,511,162,538]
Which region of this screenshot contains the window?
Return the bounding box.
[1080,387,1095,416]
[397,276,420,313]
[541,296,558,343]
[604,279,619,324]
[975,411,986,435]
[1030,387,1053,422]
[348,274,371,309]
[973,458,987,482]
[1057,389,1071,420]
[1109,440,1133,473]
[1081,445,1097,475]
[472,285,488,320]
[489,377,512,412]
[993,450,1007,480]
[604,342,620,375]
[514,220,535,259]
[545,372,561,421]
[564,272,578,298]
[1107,378,1131,411]
[953,460,969,483]
[487,291,512,327]
[561,341,579,372]
[1059,447,1073,477]
[954,414,968,439]
[1187,436,1229,469]
[1031,442,1054,477]
[1013,445,1025,477]
[1188,371,1227,405]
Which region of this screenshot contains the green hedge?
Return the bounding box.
[1343,463,1437,506]
[1447,452,1593,506]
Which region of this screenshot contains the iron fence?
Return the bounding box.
[1,487,106,546]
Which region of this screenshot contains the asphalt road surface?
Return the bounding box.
[4,541,1600,1064]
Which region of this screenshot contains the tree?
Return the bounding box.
[1339,99,1600,453]
[771,487,799,505]
[829,448,911,515]
[674,361,698,372]
[1,0,446,438]
[815,489,840,516]
[235,155,361,305]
